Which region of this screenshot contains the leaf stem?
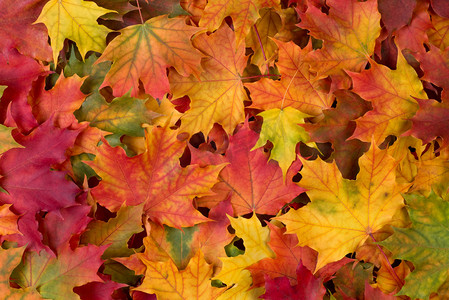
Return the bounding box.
[136,0,144,24]
[369,233,404,288]
[253,24,269,74]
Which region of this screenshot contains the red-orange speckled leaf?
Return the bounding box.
[86,125,224,228]
[97,15,203,99]
[0,204,20,236]
[199,0,280,49]
[190,122,303,216]
[299,0,381,78]
[169,25,248,136]
[246,40,333,116]
[28,74,86,128]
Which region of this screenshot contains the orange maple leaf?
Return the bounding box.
[97,15,203,99]
[86,125,224,228]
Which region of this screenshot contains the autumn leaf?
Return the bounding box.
[276,142,408,271]
[134,250,223,300]
[246,40,333,115]
[246,8,282,68]
[381,191,449,299]
[34,0,115,63]
[80,204,144,259]
[348,52,426,144]
[28,74,86,128]
[79,92,159,137]
[299,0,381,78]
[0,119,80,216]
[0,124,22,154]
[0,204,20,235]
[302,90,371,179]
[86,124,224,228]
[190,122,303,215]
[406,98,449,148]
[214,213,275,285]
[0,0,52,61]
[11,245,107,300]
[97,15,203,99]
[248,222,314,287]
[169,24,248,136]
[199,0,280,49]
[260,262,326,300]
[253,107,312,178]
[0,246,42,299]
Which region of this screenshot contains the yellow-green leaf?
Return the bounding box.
[253,107,312,178]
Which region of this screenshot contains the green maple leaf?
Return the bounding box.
[382,191,449,299]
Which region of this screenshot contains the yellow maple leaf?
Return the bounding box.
[134,250,223,300]
[276,141,409,272]
[214,213,274,285]
[252,107,312,178]
[34,0,115,63]
[199,0,280,49]
[169,25,248,136]
[216,270,265,300]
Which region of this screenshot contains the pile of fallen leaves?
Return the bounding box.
[1,0,449,299]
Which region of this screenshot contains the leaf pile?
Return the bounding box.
[1,0,449,299]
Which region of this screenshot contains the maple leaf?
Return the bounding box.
[216,270,265,300]
[0,0,52,61]
[348,52,426,144]
[248,222,314,287]
[28,74,86,128]
[276,142,408,271]
[302,90,371,179]
[34,0,115,63]
[395,1,432,54]
[246,8,282,68]
[427,11,449,50]
[0,204,20,235]
[78,92,159,137]
[41,205,92,255]
[0,246,42,299]
[73,273,126,300]
[134,250,223,299]
[86,124,224,228]
[416,45,449,95]
[0,48,48,132]
[97,15,203,99]
[11,245,107,300]
[0,124,22,155]
[0,119,80,216]
[80,204,144,259]
[199,0,280,49]
[190,122,303,215]
[406,98,449,148]
[214,213,275,285]
[169,24,248,136]
[299,0,381,77]
[381,191,449,299]
[377,0,416,32]
[260,262,326,300]
[253,107,312,178]
[246,40,333,115]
